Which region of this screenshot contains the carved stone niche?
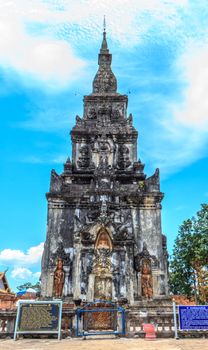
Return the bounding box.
[114,212,133,241]
[117,144,131,169]
[98,107,111,122]
[91,229,113,300]
[134,244,159,299]
[134,243,159,272]
[77,145,90,169]
[111,109,121,122]
[87,108,97,120]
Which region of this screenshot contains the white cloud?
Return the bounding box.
[152,43,208,175]
[136,40,208,177]
[173,44,208,131]
[0,243,44,266]
[0,2,85,89]
[43,0,189,47]
[11,267,32,280]
[33,271,41,279]
[153,118,207,175]
[142,110,208,177]
[0,0,202,92]
[1,0,207,176]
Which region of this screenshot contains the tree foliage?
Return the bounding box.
[169,204,208,303]
[16,281,41,292]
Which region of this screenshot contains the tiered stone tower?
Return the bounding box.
[41,28,168,304]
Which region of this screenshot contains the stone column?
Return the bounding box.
[73,245,81,299]
[87,274,95,301]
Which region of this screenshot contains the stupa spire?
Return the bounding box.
[92,18,117,94]
[100,16,108,52]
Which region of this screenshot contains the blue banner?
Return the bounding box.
[179,305,208,330]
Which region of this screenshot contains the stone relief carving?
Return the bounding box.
[87,108,97,120]
[92,134,113,154]
[90,133,117,169]
[117,144,131,169]
[159,275,166,295]
[80,230,114,298]
[93,230,113,300]
[114,213,133,240]
[93,231,112,274]
[112,251,126,298]
[77,145,90,169]
[80,252,93,295]
[111,109,121,122]
[141,259,153,299]
[94,276,112,300]
[53,258,65,297]
[134,243,159,272]
[81,231,92,242]
[74,213,83,232]
[50,242,70,267]
[85,210,100,223]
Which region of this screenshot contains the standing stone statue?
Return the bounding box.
[141,260,153,299]
[53,258,65,297]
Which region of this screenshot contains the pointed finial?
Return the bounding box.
[103,15,106,33]
[101,16,108,52]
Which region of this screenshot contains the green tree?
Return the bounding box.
[17,281,41,293]
[169,204,208,303]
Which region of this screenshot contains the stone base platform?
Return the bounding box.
[1,297,207,339]
[60,297,175,338]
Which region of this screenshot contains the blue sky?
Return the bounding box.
[0,0,208,291]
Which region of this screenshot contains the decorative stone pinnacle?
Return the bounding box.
[100,17,108,53]
[92,23,117,94]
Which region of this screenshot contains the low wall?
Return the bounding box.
[0,299,207,339]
